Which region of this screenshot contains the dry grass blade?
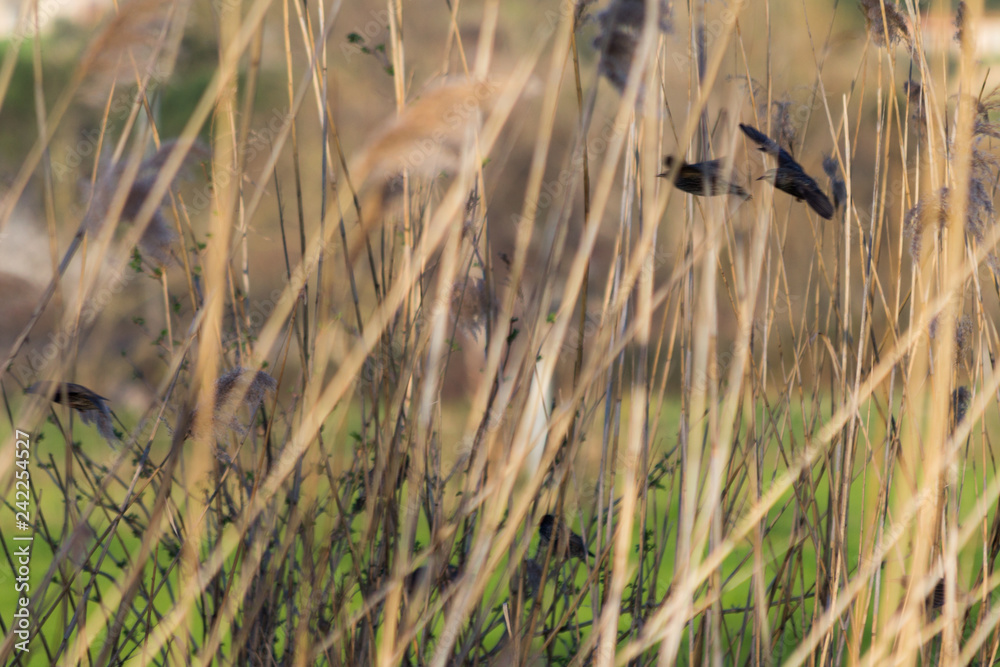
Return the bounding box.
[823,154,847,210]
[858,0,911,49]
[79,0,174,80]
[80,140,209,265]
[12,0,1000,662]
[357,80,496,182]
[187,366,277,441]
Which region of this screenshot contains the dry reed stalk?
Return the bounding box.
[13,0,1000,661]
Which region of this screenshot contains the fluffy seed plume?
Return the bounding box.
[955,315,973,361]
[594,0,672,96]
[970,142,1000,274]
[190,367,278,441]
[214,367,277,435]
[955,1,966,45]
[903,187,949,260]
[904,80,926,128]
[575,0,599,29]
[973,86,1000,139]
[761,99,799,153]
[858,0,911,49]
[358,80,495,182]
[26,381,118,447]
[79,0,176,102]
[451,277,494,339]
[822,155,848,211]
[905,145,997,266]
[80,140,208,266]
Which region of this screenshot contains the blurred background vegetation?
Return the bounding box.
[3,0,1000,663]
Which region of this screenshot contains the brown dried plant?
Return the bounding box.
[903,187,949,260]
[973,86,1000,139]
[904,79,926,128]
[858,0,911,49]
[594,0,672,96]
[450,277,494,340]
[955,1,967,45]
[955,315,973,362]
[762,98,799,152]
[80,0,175,84]
[80,140,208,266]
[904,139,997,265]
[190,367,278,442]
[358,80,496,182]
[823,155,847,211]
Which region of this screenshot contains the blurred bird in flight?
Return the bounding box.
[739,123,834,219]
[657,156,751,200]
[538,514,593,561]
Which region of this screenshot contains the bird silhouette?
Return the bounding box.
[657,156,751,200]
[538,514,593,560]
[26,381,108,412]
[509,558,544,599]
[405,563,460,597]
[738,123,834,220]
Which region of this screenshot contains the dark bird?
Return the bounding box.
[928,578,946,610]
[25,381,119,447]
[950,386,971,433]
[26,381,108,412]
[352,453,410,514]
[738,123,835,220]
[509,558,544,599]
[657,156,751,200]
[405,563,460,597]
[538,514,593,561]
